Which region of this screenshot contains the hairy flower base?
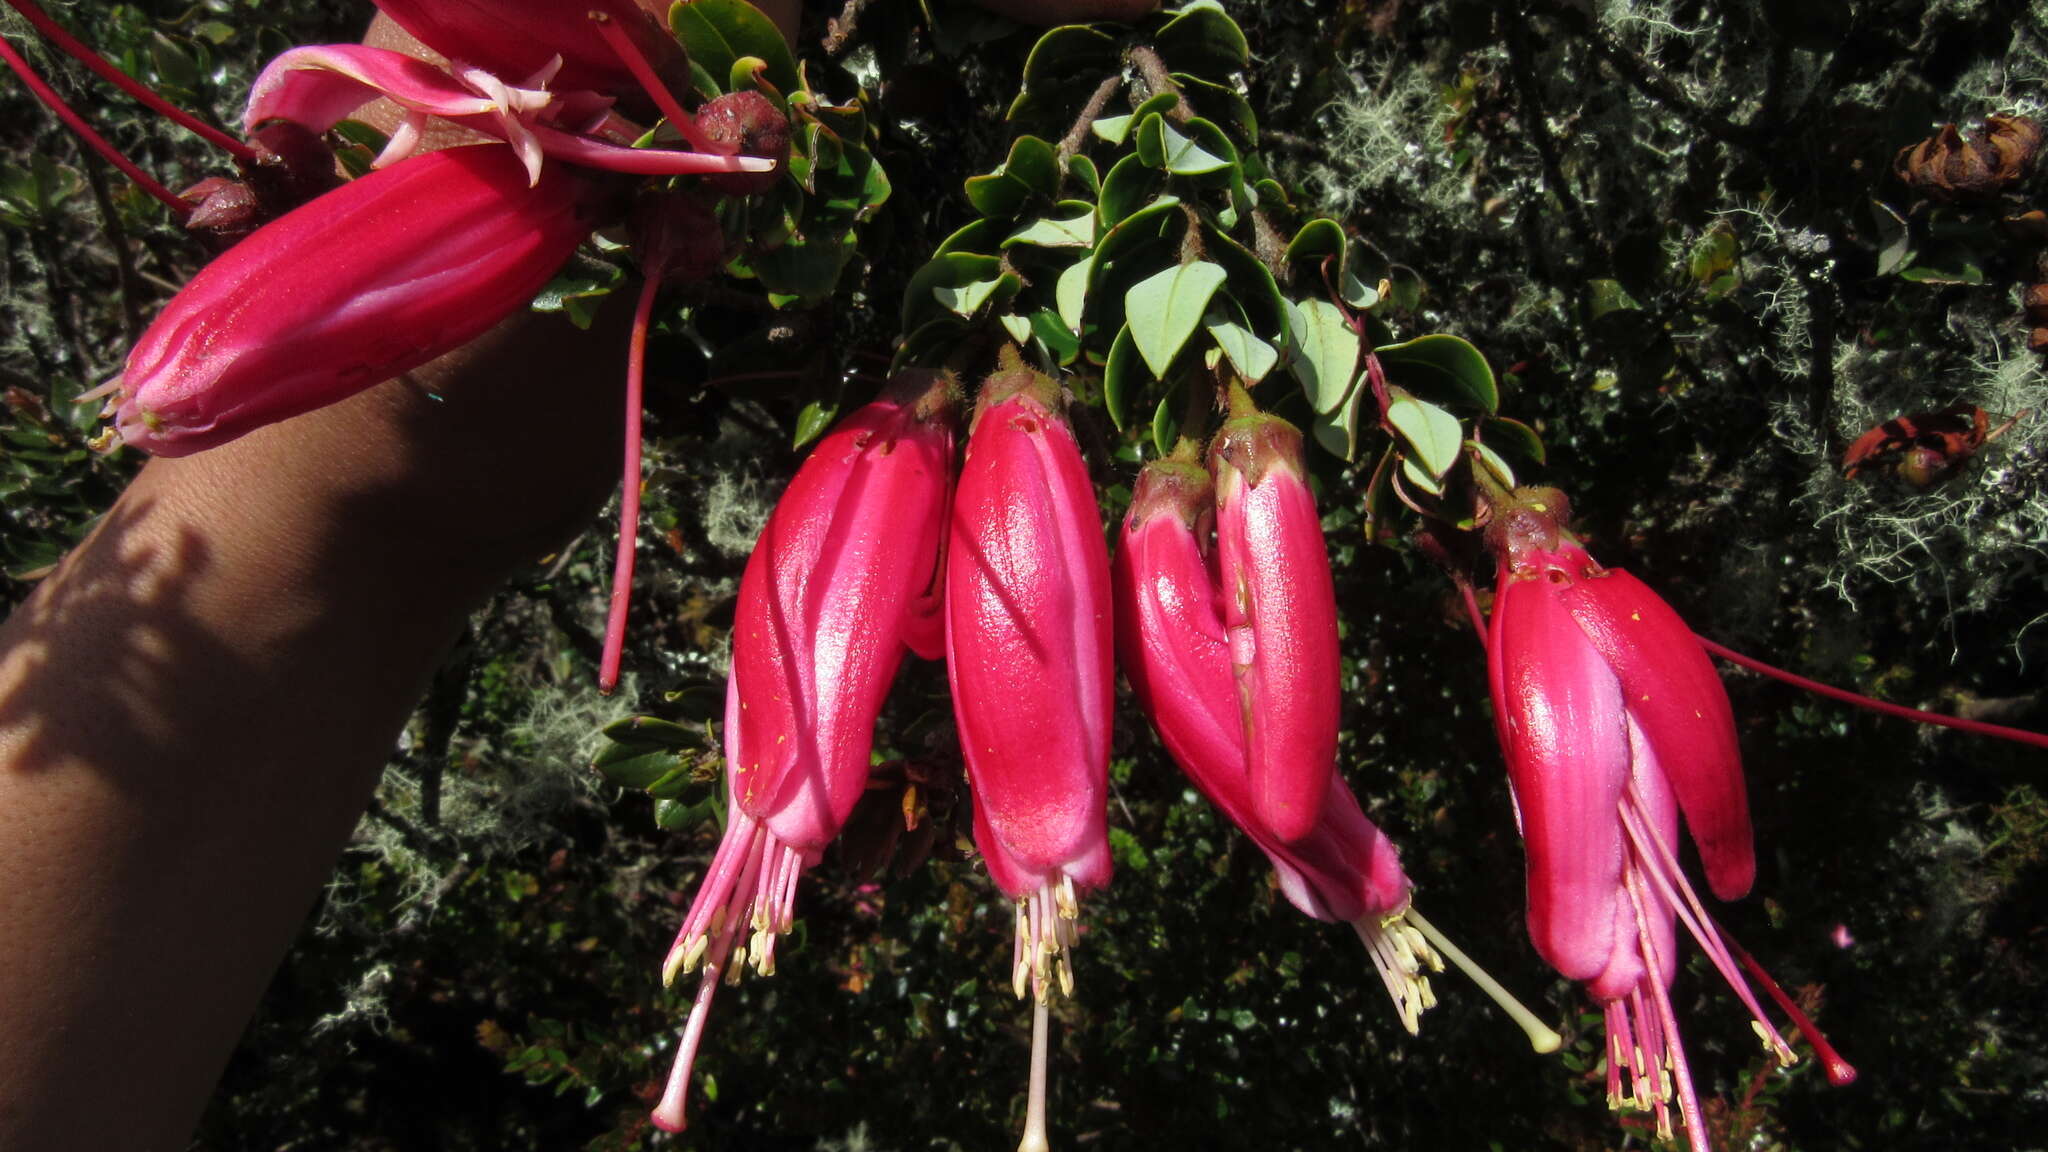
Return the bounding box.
[1010,876,1082,1003]
[652,808,810,1133]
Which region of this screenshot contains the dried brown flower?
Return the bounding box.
[1895,115,2041,201]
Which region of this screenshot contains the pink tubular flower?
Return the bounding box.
[1115,450,1438,1028]
[107,145,601,456]
[651,374,957,1133]
[90,0,777,457]
[946,349,1114,1004]
[1208,391,1342,846]
[1486,487,1853,1151]
[947,348,1113,1152]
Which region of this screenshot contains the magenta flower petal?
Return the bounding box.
[1209,409,1340,846]
[242,44,497,137]
[1489,562,1629,982]
[114,145,600,456]
[946,359,1114,904]
[1114,456,1412,923]
[370,0,680,95]
[1112,457,1239,779]
[1561,567,1755,901]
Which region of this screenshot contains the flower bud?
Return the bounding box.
[945,348,1112,1000]
[110,145,603,456]
[1208,397,1340,846]
[697,91,790,195]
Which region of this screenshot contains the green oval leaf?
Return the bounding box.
[1056,255,1093,333]
[1285,218,1345,267]
[1002,203,1099,248]
[591,745,688,791]
[1385,386,1464,480]
[1470,438,1516,490]
[1374,333,1498,412]
[1015,24,1120,97]
[1091,114,1133,145]
[670,0,800,95]
[1204,308,1279,383]
[1287,298,1361,414]
[1484,415,1547,464]
[1203,224,1287,339]
[1161,117,1234,175]
[1031,308,1082,365]
[793,397,839,449]
[1311,383,1365,462]
[965,135,1059,220]
[1104,324,1144,431]
[1400,453,1445,496]
[1152,1,1250,74]
[1134,112,1167,167]
[1127,261,1229,377]
[1172,71,1257,142]
[1097,153,1165,227]
[1152,386,1180,458]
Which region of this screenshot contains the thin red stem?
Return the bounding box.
[1714,922,1859,1087]
[4,0,257,162]
[1696,635,2048,751]
[599,259,666,694]
[0,32,191,214]
[1457,576,1487,647]
[587,8,718,154]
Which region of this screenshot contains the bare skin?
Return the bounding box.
[0,302,633,1151]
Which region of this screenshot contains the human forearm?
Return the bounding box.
[0,306,624,1151]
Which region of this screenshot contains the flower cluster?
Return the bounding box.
[37,3,2048,1149]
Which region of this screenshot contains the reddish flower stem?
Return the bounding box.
[599,258,666,694]
[4,0,258,162]
[587,8,718,154]
[1695,635,2048,751]
[0,32,191,214]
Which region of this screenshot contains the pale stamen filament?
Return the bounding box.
[1403,907,1562,1053]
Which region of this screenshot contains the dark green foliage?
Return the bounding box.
[4,1,2046,1150]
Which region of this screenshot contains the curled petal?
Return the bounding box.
[522,123,777,176]
[370,0,683,96]
[1560,566,1754,901]
[1490,565,1630,982]
[244,44,498,137]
